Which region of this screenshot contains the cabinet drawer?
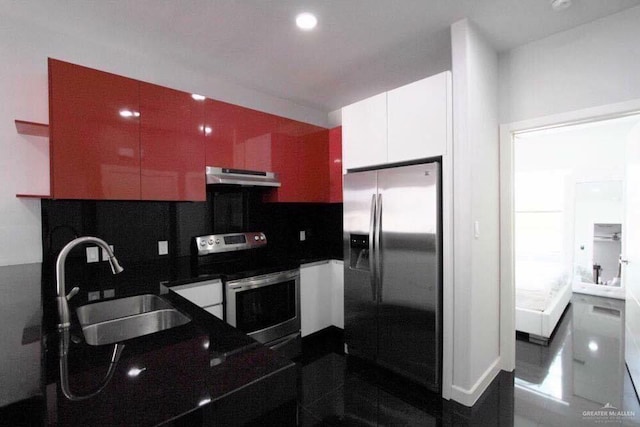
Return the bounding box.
[172,279,223,307]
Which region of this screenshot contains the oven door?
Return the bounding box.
[225,269,300,345]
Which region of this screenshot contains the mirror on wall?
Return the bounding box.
[592,223,622,286]
[573,181,623,288]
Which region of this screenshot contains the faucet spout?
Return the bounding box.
[56,236,124,329]
[108,255,124,275]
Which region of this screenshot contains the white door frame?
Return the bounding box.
[499,98,640,372]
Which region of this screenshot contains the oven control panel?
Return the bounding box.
[194,232,267,255]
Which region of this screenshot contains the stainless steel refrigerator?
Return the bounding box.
[343,161,441,392]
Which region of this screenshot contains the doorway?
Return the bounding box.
[512,116,635,304]
[499,99,640,398]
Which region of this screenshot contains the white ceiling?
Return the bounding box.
[4,0,640,113]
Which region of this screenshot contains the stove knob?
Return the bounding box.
[254,235,260,241]
[215,239,220,244]
[208,238,214,245]
[199,240,206,247]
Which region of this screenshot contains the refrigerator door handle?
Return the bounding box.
[375,194,383,302]
[369,194,377,301]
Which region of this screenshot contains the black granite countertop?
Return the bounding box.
[0,261,298,426]
[0,263,43,410]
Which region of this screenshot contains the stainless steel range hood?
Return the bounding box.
[205,166,281,187]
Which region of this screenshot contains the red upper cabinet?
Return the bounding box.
[241,109,282,172]
[47,59,337,203]
[139,83,205,201]
[49,58,141,200]
[204,99,239,169]
[299,129,330,202]
[265,120,330,203]
[267,133,303,202]
[328,127,343,203]
[204,100,282,171]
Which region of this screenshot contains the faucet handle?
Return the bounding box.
[66,286,80,301]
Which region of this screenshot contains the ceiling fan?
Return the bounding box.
[594,232,622,241]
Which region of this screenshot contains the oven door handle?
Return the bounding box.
[226,269,300,290]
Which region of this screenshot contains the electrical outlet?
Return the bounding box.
[299,230,306,241]
[103,289,115,299]
[158,240,168,256]
[86,247,99,263]
[101,245,114,261]
[88,291,100,301]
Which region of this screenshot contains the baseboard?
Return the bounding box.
[301,326,344,347]
[449,357,501,407]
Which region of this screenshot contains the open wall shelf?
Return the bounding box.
[16,194,51,199]
[15,120,49,138]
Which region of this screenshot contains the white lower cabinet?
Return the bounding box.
[204,304,223,319]
[300,260,345,337]
[300,261,333,337]
[172,279,224,320]
[330,260,344,329]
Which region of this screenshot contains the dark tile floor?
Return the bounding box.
[295,294,640,426]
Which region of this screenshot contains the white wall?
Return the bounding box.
[0,12,328,266]
[499,5,640,124]
[450,19,501,407]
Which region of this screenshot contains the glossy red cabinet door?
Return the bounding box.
[204,99,239,169]
[265,123,330,203]
[241,109,283,172]
[139,83,205,201]
[205,100,287,172]
[49,59,141,199]
[329,127,343,203]
[267,133,303,202]
[300,129,330,202]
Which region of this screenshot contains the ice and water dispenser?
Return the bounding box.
[349,234,370,271]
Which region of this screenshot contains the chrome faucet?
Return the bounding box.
[56,236,124,329]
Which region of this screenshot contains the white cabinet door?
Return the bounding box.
[387,71,451,163]
[172,279,223,307]
[204,304,223,320]
[330,260,344,329]
[300,262,333,337]
[342,92,387,171]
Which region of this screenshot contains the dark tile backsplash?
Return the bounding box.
[253,203,343,260]
[41,188,343,265]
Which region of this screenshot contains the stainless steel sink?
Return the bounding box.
[75,294,191,346]
[76,294,174,326]
[81,309,191,346]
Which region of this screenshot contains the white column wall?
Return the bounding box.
[450,19,501,407]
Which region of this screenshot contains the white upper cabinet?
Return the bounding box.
[387,71,451,163]
[342,71,451,171]
[342,92,387,171]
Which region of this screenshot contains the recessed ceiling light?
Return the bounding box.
[588,341,598,352]
[550,0,572,11]
[296,12,317,31]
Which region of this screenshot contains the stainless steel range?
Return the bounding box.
[193,232,301,358]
